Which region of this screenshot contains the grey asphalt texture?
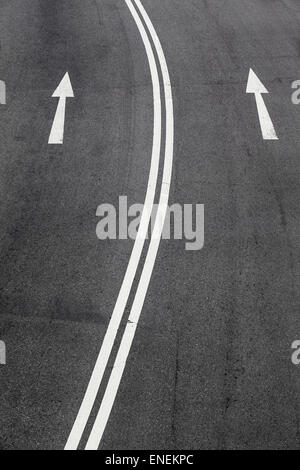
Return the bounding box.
[0,0,300,450]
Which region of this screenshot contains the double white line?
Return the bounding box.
[65,0,174,450]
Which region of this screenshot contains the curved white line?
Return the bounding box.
[64,0,162,450]
[86,0,174,450]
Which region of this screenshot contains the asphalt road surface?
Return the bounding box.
[0,0,300,451]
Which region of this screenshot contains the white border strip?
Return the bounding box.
[65,0,162,450]
[85,0,174,450]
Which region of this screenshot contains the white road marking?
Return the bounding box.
[0,80,6,105]
[64,0,162,450]
[0,340,6,365]
[246,68,278,141]
[48,72,74,145]
[85,0,174,450]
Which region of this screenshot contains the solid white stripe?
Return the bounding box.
[85,0,174,450]
[48,97,67,145]
[64,0,162,450]
[254,93,279,140]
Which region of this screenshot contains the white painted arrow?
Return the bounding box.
[48,72,74,145]
[246,68,278,141]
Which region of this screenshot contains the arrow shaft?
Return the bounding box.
[254,93,278,140]
[48,97,67,145]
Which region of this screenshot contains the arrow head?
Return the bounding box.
[52,72,74,98]
[246,68,268,94]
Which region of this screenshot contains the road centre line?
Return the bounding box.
[64,0,162,450]
[85,0,174,450]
